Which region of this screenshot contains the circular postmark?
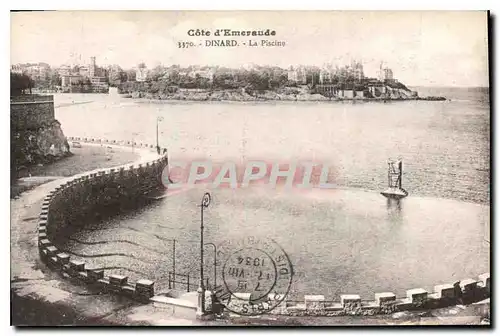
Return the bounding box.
[213,235,293,316]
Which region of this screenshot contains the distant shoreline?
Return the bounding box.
[124,96,448,103]
[118,90,447,103]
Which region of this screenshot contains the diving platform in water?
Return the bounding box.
[381,187,408,199]
[381,159,408,199]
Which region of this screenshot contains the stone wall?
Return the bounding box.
[11,95,55,130]
[11,95,70,177]
[38,138,168,302]
[221,278,490,316]
[165,274,489,317]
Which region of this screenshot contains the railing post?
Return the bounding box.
[168,272,171,289]
[187,274,190,292]
[172,239,176,289]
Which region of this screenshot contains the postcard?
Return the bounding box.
[10,10,490,326]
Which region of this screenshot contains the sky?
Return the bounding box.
[10,11,489,87]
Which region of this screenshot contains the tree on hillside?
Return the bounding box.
[11,73,33,95]
[125,69,136,82]
[246,71,270,91]
[149,65,166,81]
[108,65,126,86]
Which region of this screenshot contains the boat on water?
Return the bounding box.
[381,159,408,199]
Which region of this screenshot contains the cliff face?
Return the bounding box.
[384,87,414,99]
[11,119,71,177]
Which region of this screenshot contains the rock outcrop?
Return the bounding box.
[124,84,423,102]
[11,120,71,178]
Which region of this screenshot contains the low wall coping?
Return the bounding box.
[150,295,197,310]
[434,284,455,298]
[406,288,428,303]
[406,288,427,296]
[39,239,51,246]
[137,279,154,287]
[232,293,251,301]
[478,273,490,280]
[478,273,490,287]
[434,284,453,291]
[460,279,479,290]
[109,274,128,286]
[304,295,325,301]
[340,294,361,304]
[374,292,396,304]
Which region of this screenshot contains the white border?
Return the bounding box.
[3,1,497,334]
[3,1,499,10]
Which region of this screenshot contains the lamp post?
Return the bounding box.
[204,242,217,290]
[156,116,163,155]
[172,239,176,289]
[197,192,211,318]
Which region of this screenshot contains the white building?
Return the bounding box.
[319,69,333,84]
[89,56,96,77]
[378,63,394,81]
[287,66,307,84]
[58,65,71,76]
[61,74,83,87]
[351,61,364,81]
[188,69,214,82]
[136,67,148,82]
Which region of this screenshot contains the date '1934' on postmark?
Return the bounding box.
[213,236,293,316]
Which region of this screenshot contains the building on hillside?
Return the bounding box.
[378,62,394,82]
[11,63,51,80]
[61,74,83,87]
[287,66,307,84]
[136,66,148,82]
[90,76,107,85]
[351,60,365,81]
[77,65,90,77]
[188,69,215,82]
[90,76,109,92]
[319,69,333,84]
[89,56,96,77]
[58,65,71,76]
[11,65,24,74]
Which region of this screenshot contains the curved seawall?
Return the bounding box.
[38,137,168,302]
